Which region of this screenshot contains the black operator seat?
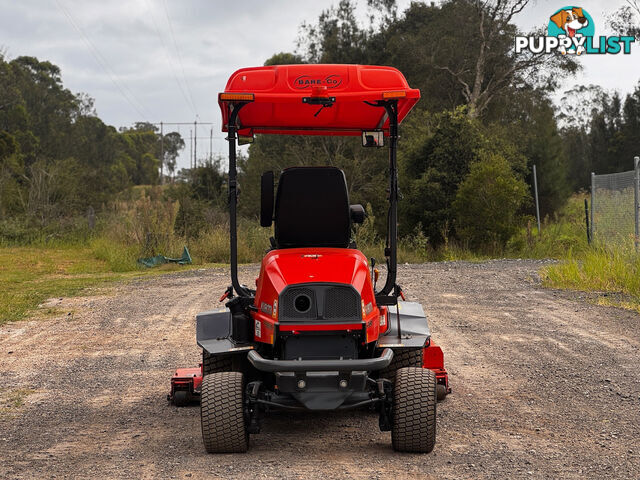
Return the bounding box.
[274,167,351,249]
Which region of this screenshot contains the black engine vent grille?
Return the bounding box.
[324,287,360,319]
[278,283,361,323]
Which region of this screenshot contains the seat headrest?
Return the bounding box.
[274,167,351,249]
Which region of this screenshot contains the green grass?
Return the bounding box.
[506,194,590,259]
[0,245,207,325]
[505,194,640,312]
[541,246,640,312]
[0,388,35,417]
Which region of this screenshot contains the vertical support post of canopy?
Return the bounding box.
[380,100,399,298]
[227,103,250,297]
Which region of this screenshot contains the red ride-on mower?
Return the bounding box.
[169,64,450,453]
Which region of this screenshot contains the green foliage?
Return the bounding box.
[494,89,570,215]
[507,194,590,258]
[0,54,185,233]
[298,0,370,64]
[453,153,529,250]
[103,186,179,258]
[264,52,304,66]
[169,161,227,239]
[561,83,640,191]
[400,108,529,245]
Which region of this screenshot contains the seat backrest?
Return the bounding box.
[274,167,351,249]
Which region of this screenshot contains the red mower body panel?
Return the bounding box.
[251,248,385,345]
[423,341,451,395]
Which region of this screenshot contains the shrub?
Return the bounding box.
[453,153,529,250]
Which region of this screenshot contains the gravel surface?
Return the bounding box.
[1,260,640,479]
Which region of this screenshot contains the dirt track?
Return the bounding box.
[1,260,640,479]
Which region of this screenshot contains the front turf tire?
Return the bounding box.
[201,371,249,453]
[379,347,423,382]
[391,367,437,453]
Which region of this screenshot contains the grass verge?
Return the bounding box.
[540,247,640,313]
[0,246,210,325]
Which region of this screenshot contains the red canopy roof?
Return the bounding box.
[218,64,420,137]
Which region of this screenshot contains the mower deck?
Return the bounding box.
[168,365,202,406]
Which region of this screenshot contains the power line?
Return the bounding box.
[144,0,197,116]
[161,0,198,117]
[55,0,153,121]
[131,120,221,175]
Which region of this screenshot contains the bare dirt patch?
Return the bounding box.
[1,260,639,479]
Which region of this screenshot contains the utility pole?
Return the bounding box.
[130,121,214,172]
[194,120,198,168]
[210,127,213,164]
[159,121,164,184]
[190,129,193,169]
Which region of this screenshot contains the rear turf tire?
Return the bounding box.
[391,367,437,453]
[437,384,447,402]
[203,351,232,376]
[201,371,248,453]
[379,348,423,382]
[172,390,189,407]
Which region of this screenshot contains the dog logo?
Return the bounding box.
[515,6,634,56]
[548,7,594,55]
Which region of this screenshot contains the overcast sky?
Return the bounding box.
[1,0,639,170]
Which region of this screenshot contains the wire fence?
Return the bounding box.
[591,159,639,250]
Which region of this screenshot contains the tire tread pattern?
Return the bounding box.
[201,371,248,453]
[391,367,437,453]
[203,351,232,376]
[379,348,423,381]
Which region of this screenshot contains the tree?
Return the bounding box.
[400,108,528,244]
[453,152,529,249]
[0,53,175,235]
[170,159,227,239]
[383,0,578,118]
[0,131,23,219]
[264,52,304,66]
[162,131,185,178]
[496,89,570,214]
[297,0,369,64]
[556,85,610,131]
[607,1,640,40]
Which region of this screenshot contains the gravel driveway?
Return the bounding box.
[1,260,639,479]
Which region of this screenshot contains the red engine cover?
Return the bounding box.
[252,248,385,344]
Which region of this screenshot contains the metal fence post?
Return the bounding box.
[533,164,541,233]
[590,172,595,243]
[584,198,591,245]
[635,157,640,252]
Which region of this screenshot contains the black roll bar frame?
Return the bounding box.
[222,99,400,302]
